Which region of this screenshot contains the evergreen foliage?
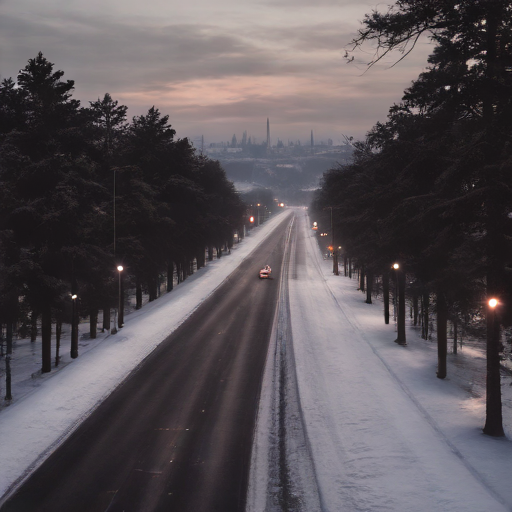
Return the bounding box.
[313,0,512,435]
[0,53,247,372]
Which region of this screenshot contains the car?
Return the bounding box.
[259,265,272,279]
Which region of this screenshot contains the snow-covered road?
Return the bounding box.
[2,206,512,512]
[0,209,293,504]
[249,208,512,512]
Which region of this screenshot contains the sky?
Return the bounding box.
[1,208,511,510]
[0,0,434,146]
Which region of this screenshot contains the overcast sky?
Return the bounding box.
[1,0,434,146]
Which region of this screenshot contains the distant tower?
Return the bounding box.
[311,129,314,154]
[267,118,271,149]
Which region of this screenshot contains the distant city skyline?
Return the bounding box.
[1,0,434,143]
[193,119,342,150]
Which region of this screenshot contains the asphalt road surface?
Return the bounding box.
[1,215,291,512]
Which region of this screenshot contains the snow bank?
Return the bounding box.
[0,209,292,501]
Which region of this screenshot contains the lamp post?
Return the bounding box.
[392,263,399,322]
[70,294,78,358]
[483,297,504,436]
[117,265,124,329]
[329,207,339,275]
[393,263,406,345]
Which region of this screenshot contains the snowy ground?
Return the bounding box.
[0,209,292,502]
[2,206,512,512]
[248,209,512,512]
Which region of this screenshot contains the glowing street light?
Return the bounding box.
[70,293,79,358]
[117,265,124,329]
[392,262,406,345]
[484,296,505,436]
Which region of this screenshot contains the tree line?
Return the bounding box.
[0,52,247,377]
[311,0,512,436]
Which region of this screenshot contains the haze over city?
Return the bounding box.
[1,0,434,144]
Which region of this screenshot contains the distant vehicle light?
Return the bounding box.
[259,265,272,279]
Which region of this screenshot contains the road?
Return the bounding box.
[1,215,292,512]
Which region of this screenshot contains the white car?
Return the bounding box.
[259,265,272,279]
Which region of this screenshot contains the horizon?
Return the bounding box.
[1,0,434,145]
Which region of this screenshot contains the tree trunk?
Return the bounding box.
[348,258,352,279]
[103,306,110,331]
[5,356,12,400]
[436,293,448,379]
[55,318,62,367]
[366,271,373,304]
[422,292,429,340]
[413,291,419,326]
[395,269,406,345]
[6,321,13,355]
[208,245,214,261]
[383,271,390,325]
[360,264,365,292]
[31,311,38,342]
[90,309,98,339]
[167,262,174,292]
[41,305,52,373]
[136,276,143,310]
[148,275,157,302]
[452,316,458,355]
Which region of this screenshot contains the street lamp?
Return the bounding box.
[392,263,399,322]
[70,294,78,358]
[117,265,124,329]
[483,297,505,436]
[392,263,406,345]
